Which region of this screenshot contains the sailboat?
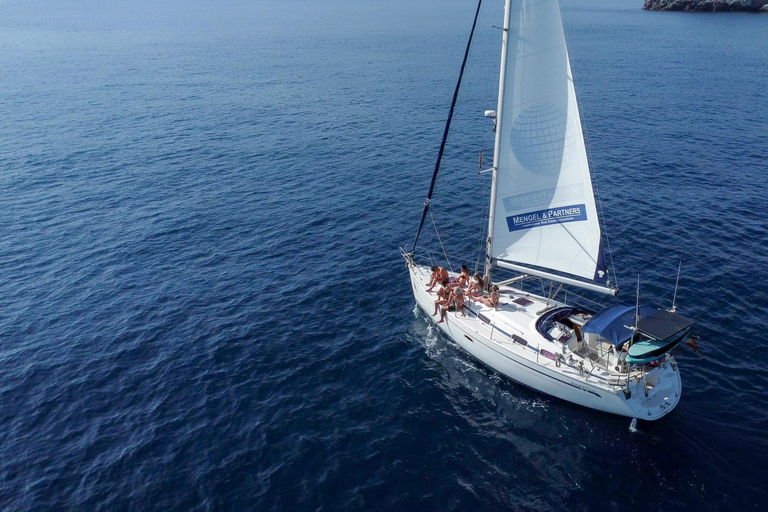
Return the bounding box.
[403,0,694,420]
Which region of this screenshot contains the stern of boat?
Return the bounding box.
[622,355,682,420]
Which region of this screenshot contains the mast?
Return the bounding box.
[483,0,513,287]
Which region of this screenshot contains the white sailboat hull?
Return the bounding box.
[408,263,681,420]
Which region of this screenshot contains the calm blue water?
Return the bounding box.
[1,0,767,509]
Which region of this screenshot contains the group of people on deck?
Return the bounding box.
[426,265,500,323]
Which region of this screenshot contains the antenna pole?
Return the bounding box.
[631,275,640,349]
[671,260,682,312]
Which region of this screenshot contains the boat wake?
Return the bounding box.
[411,306,551,418]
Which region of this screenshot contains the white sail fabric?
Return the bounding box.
[491,0,607,284]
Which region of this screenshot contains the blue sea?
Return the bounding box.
[1,0,767,510]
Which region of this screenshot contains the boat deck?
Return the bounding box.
[411,264,629,385]
[408,262,682,419]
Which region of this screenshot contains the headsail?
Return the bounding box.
[489,0,611,291]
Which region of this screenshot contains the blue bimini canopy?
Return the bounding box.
[581,305,657,346]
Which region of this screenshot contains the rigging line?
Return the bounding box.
[574,67,617,283]
[429,210,453,272]
[563,289,608,311]
[615,210,637,278]
[591,161,619,288]
[510,0,557,15]
[432,251,483,267]
[549,214,604,272]
[559,0,618,289]
[410,0,484,254]
[425,247,436,268]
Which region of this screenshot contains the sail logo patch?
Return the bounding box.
[509,103,568,176]
[506,204,587,232]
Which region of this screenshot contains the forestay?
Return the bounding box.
[490,0,609,288]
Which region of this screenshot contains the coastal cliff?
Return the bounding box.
[643,0,768,10]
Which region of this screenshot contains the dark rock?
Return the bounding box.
[643,0,768,10]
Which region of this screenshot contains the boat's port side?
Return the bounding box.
[406,259,683,420]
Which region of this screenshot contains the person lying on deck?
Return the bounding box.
[432,279,451,316]
[427,266,449,292]
[478,285,500,311]
[467,273,484,298]
[437,286,465,323]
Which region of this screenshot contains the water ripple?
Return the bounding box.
[1,1,767,510]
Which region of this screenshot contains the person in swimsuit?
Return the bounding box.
[467,273,484,298]
[478,285,500,310]
[437,286,465,323]
[433,279,451,316]
[456,265,470,288]
[427,266,449,292]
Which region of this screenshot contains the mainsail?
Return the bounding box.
[489,0,610,291]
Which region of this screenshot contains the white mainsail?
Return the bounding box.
[490,0,609,289]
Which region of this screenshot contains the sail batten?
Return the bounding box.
[489,0,609,289]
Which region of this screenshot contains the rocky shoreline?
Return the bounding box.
[643,0,768,10]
